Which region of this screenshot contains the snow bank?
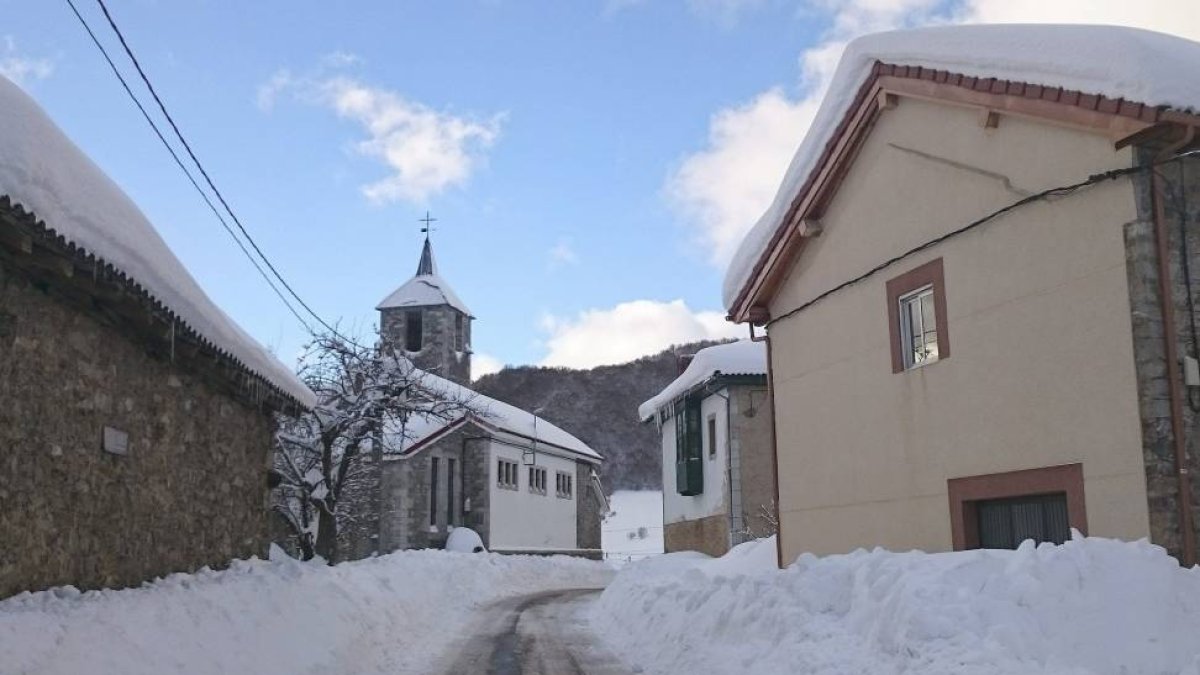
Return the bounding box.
[0,549,611,675]
[0,76,314,409]
[592,536,1200,675]
[639,340,765,420]
[724,25,1200,311]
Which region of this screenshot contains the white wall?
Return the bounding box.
[487,442,579,550]
[659,389,730,526]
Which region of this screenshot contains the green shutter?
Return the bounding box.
[674,396,704,496]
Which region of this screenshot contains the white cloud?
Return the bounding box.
[667,88,819,266]
[0,36,53,86]
[670,0,1198,271]
[547,238,579,270]
[539,299,743,369]
[258,55,502,204]
[255,69,293,111]
[472,353,505,380]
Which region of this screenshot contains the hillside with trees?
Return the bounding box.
[473,340,729,493]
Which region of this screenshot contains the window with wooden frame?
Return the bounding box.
[947,463,1086,551]
[886,258,949,373]
[674,395,703,496]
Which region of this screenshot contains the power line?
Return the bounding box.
[72,0,348,339]
[766,150,1200,328]
[62,0,314,334]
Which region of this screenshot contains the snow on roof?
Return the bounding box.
[389,367,602,462]
[0,75,315,409]
[638,340,766,421]
[375,273,472,316]
[723,24,1200,311]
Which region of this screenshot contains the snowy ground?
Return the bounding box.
[590,535,1200,675]
[0,548,612,675]
[601,490,664,564]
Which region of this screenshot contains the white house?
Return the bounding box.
[639,340,775,556]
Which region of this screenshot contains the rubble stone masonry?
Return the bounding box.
[0,260,274,597]
[1125,149,1200,562]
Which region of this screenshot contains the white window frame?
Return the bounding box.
[898,284,939,370]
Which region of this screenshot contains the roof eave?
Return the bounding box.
[728,61,1191,323]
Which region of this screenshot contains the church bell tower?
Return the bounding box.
[376,218,473,385]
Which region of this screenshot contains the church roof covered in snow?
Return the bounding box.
[0,75,315,409]
[376,238,472,316]
[724,24,1200,314]
[388,366,602,463]
[639,340,766,421]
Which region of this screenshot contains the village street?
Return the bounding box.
[434,587,627,675]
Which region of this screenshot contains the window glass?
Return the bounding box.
[900,286,937,369]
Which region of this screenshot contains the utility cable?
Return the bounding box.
[62,0,314,334]
[765,150,1200,328]
[85,0,350,341]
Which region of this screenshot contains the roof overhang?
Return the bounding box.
[396,412,603,464]
[727,61,1200,325]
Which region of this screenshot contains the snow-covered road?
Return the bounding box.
[436,587,627,675]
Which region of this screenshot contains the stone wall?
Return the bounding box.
[0,259,275,597]
[377,423,492,553]
[575,460,602,550]
[664,513,729,557]
[1125,149,1200,562]
[731,385,776,541]
[379,305,472,386]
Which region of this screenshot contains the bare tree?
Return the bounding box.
[272,332,477,561]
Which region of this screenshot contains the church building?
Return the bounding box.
[366,235,605,557]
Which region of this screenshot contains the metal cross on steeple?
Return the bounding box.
[419,211,437,240]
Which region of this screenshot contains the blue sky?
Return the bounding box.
[3,0,1195,376]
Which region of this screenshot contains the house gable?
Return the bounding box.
[729,62,1200,324]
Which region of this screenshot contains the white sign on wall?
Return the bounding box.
[102,426,129,456]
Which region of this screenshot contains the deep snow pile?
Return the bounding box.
[0,548,611,675]
[592,536,1200,675]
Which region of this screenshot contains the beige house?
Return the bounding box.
[722,25,1200,567]
[639,341,775,556]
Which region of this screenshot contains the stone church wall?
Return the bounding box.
[379,305,471,386]
[377,423,492,552]
[576,460,602,551]
[0,260,274,598]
